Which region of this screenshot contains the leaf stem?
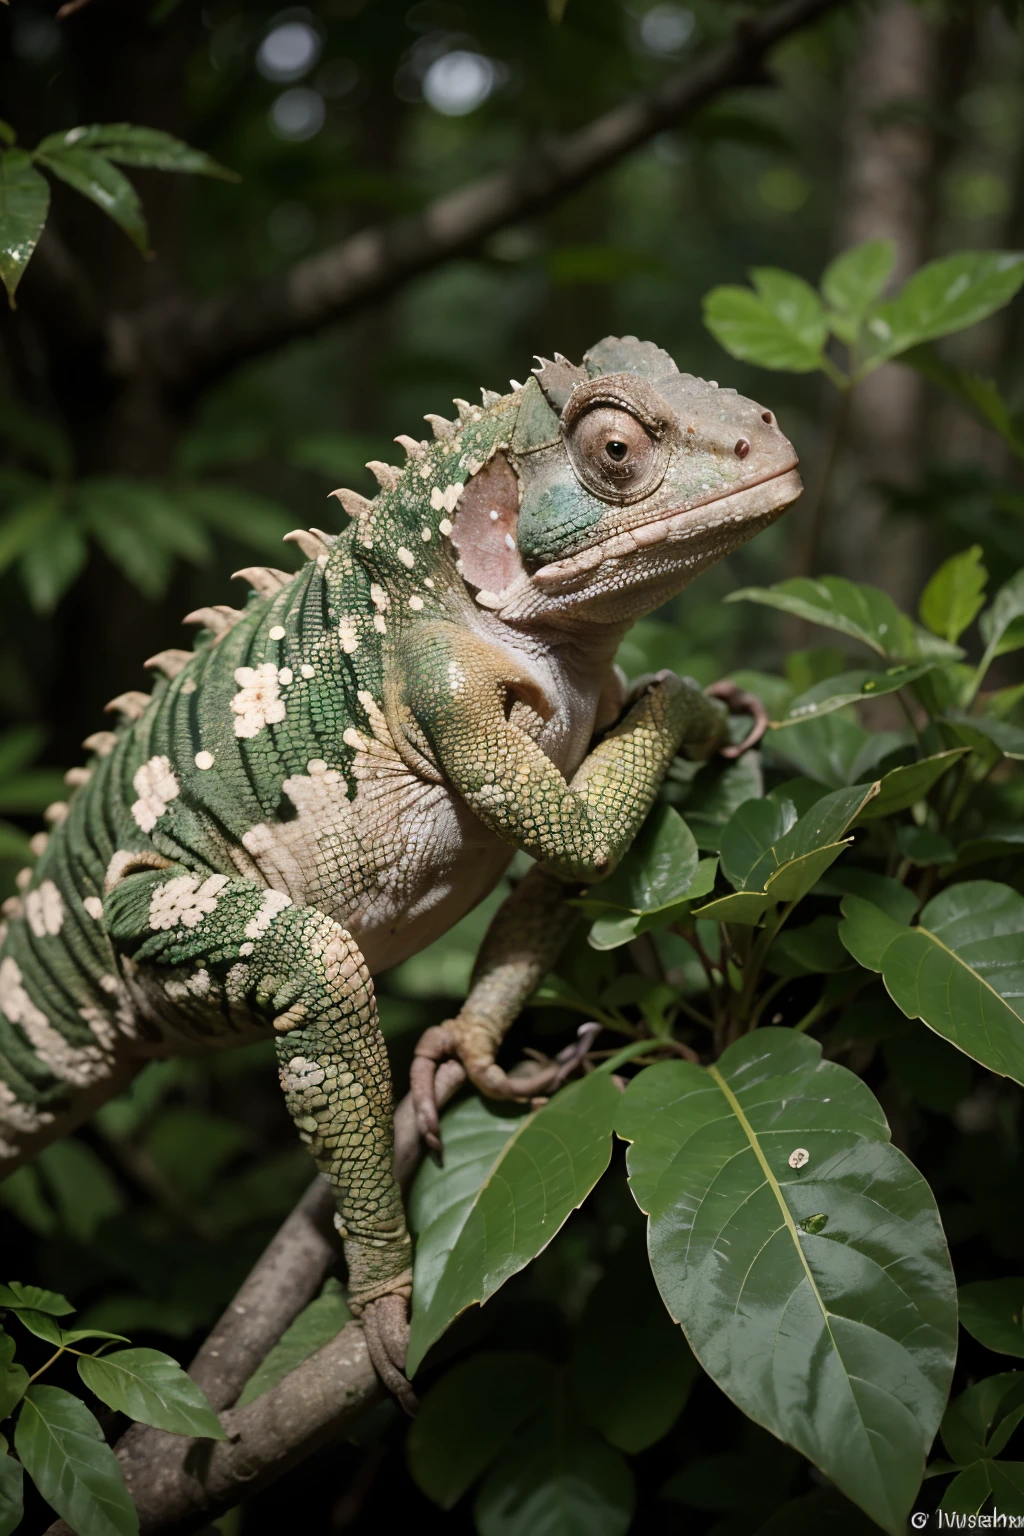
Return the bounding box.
[27,1345,65,1383]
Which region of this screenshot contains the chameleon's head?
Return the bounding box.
[457,337,800,628]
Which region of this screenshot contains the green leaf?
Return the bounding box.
[959,1280,1024,1360]
[839,882,1024,1084]
[920,546,988,643]
[178,485,295,559]
[0,1282,73,1316]
[864,251,1024,365]
[0,1442,22,1536]
[36,1139,123,1244]
[587,858,719,950]
[408,1353,554,1509]
[236,1278,352,1407]
[941,713,1024,763]
[854,749,968,820]
[0,490,61,577]
[583,806,698,914]
[0,400,73,477]
[570,1239,697,1453]
[474,1395,633,1536]
[720,793,797,889]
[0,149,49,305]
[941,1374,1024,1466]
[15,1384,139,1536]
[821,239,896,344]
[896,825,956,867]
[0,1332,27,1421]
[703,268,827,373]
[19,516,89,613]
[78,1347,224,1438]
[779,661,935,723]
[617,1033,957,1536]
[902,346,1024,460]
[35,148,148,253]
[728,783,877,894]
[406,1072,619,1376]
[727,576,963,662]
[665,750,762,845]
[767,915,852,977]
[37,125,237,181]
[941,1459,1024,1517]
[979,568,1024,660]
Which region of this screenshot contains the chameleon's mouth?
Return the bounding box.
[530,464,802,590]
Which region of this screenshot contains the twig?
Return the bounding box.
[143,0,851,396]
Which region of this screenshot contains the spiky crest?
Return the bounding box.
[232,567,290,598]
[144,649,191,679]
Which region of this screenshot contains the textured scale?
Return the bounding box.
[0,338,800,1395]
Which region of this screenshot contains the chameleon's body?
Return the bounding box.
[0,337,799,1396]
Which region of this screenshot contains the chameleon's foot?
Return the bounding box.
[360,1293,417,1416]
[411,1021,600,1154]
[706,679,769,758]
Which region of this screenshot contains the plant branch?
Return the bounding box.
[42,1061,467,1536]
[145,0,850,398]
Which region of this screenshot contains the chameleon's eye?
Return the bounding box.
[566,405,665,502]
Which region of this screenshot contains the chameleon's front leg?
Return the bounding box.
[103,864,414,1409]
[399,626,728,1139]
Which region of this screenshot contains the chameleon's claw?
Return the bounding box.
[706,679,769,758]
[361,1294,417,1417]
[412,1021,601,1154]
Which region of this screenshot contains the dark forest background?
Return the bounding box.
[2,2,1024,1533]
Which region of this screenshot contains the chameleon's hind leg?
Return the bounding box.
[411,864,582,1153]
[103,863,414,1409]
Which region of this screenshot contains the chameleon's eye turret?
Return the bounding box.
[562,376,671,505]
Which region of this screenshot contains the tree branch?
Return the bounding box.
[43,1061,466,1536]
[148,0,848,398]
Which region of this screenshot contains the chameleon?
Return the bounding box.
[0,336,799,1405]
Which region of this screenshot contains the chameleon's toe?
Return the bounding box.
[361,1293,417,1417]
[706,679,769,758]
[410,1023,458,1154]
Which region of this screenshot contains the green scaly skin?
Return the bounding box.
[0,337,800,1399]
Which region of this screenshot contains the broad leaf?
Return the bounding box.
[703,269,827,373]
[719,793,797,889]
[979,568,1024,661]
[731,783,877,894]
[864,251,1024,364]
[920,546,988,643]
[237,1278,351,1406]
[408,1353,554,1509]
[822,239,896,344]
[617,1033,957,1536]
[15,1384,138,1536]
[587,857,717,949]
[941,1374,1024,1467]
[0,1332,26,1421]
[0,1442,22,1536]
[903,346,1024,461]
[665,750,762,846]
[407,1072,619,1375]
[727,576,961,663]
[779,661,935,722]
[941,714,1024,763]
[474,1395,633,1536]
[853,749,967,820]
[78,1347,225,1438]
[958,1280,1024,1360]
[839,882,1024,1084]
[0,1282,73,1316]
[570,1238,697,1453]
[0,149,49,305]
[941,1459,1024,1517]
[37,125,236,180]
[35,149,148,253]
[20,517,89,614]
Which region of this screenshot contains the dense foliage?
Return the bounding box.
[1,2,1024,1534]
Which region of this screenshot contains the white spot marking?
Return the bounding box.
[788,1148,810,1169]
[408,595,424,611]
[131,756,179,833]
[243,888,292,941]
[25,881,64,938]
[83,896,104,922]
[397,547,415,569]
[231,664,286,738]
[149,873,230,931]
[195,751,215,771]
[269,625,286,640]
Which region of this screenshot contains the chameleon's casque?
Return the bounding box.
[0,337,799,1401]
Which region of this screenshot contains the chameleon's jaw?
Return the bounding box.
[529,464,803,593]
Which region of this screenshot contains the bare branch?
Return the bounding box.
[43,1062,467,1536]
[148,0,849,397]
